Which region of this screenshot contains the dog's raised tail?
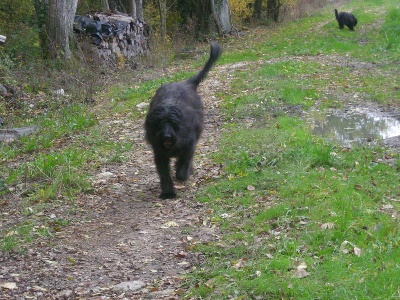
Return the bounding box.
[334,9,339,20]
[188,42,222,87]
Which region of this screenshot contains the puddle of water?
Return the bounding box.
[307,107,400,147]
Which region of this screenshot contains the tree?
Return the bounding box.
[267,0,281,22]
[252,0,263,20]
[34,0,78,60]
[158,0,167,41]
[136,0,143,20]
[211,0,232,35]
[106,0,143,18]
[101,0,110,11]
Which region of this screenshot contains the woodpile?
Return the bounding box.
[73,13,150,65]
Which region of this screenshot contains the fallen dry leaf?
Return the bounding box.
[33,286,47,292]
[296,262,307,270]
[340,240,361,256]
[381,204,394,210]
[266,253,273,259]
[1,282,17,290]
[175,251,187,258]
[232,257,248,270]
[340,240,349,253]
[161,221,179,228]
[320,222,335,229]
[205,278,217,288]
[292,268,310,278]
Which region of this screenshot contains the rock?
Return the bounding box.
[0,84,7,97]
[136,102,148,110]
[0,126,38,142]
[0,282,17,289]
[56,289,73,299]
[112,280,145,292]
[96,171,115,179]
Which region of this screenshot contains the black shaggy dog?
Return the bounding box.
[145,43,222,199]
[335,9,357,31]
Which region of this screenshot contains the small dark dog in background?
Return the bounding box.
[335,9,358,31]
[145,43,222,199]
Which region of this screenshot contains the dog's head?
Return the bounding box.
[145,105,182,149]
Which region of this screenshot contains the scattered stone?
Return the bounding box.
[0,126,38,142]
[113,280,146,292]
[56,289,73,299]
[136,102,148,110]
[0,84,7,96]
[0,282,17,290]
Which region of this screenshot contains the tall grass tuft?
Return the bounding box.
[382,8,400,51]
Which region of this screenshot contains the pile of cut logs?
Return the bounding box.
[73,13,150,63]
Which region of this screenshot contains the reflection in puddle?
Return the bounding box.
[307,107,400,147]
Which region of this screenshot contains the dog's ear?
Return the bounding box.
[146,106,167,125]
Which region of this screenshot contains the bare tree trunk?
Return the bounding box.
[210,0,222,35]
[128,0,136,18]
[158,0,167,41]
[136,0,143,20]
[102,0,143,19]
[267,0,281,22]
[112,0,127,13]
[47,0,78,59]
[210,0,232,35]
[34,0,78,60]
[253,0,262,19]
[102,0,110,11]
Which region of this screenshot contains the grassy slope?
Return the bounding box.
[184,0,400,299]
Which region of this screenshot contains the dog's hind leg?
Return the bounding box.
[154,154,176,199]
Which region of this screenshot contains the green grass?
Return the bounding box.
[184,0,400,299]
[382,8,400,51]
[0,102,133,251]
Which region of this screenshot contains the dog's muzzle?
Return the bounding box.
[162,134,176,149]
[163,137,173,148]
[160,124,177,149]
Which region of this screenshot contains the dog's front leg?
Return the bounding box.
[154,154,176,199]
[176,144,195,181]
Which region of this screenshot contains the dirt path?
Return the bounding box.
[0,65,234,299]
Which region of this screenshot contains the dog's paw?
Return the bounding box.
[160,191,177,199]
[176,173,189,181]
[176,166,192,181]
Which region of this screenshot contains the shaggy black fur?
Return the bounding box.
[145,43,222,199]
[335,9,357,31]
